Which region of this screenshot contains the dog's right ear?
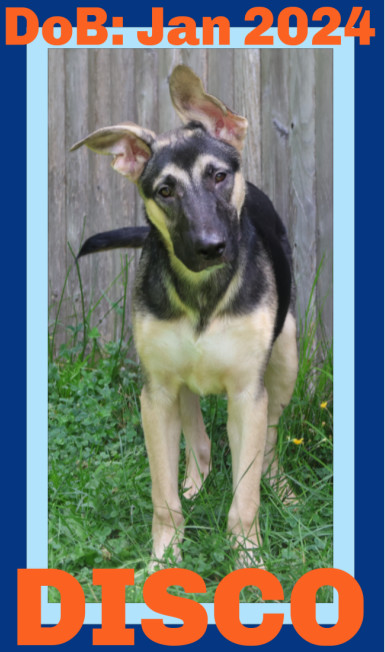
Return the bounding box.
[169,65,248,152]
[70,122,156,182]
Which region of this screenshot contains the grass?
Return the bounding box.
[48,256,333,603]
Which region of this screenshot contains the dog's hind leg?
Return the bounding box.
[179,386,211,499]
[140,383,184,568]
[263,312,298,501]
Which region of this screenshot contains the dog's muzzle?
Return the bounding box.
[173,226,232,273]
[189,233,227,271]
[195,235,226,261]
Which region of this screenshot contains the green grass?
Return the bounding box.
[48,258,333,603]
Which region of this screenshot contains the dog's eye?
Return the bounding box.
[158,185,173,198]
[215,172,227,183]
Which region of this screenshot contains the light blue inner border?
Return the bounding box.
[27,27,354,628]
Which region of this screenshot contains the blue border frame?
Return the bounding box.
[27,29,353,629]
[2,0,383,649]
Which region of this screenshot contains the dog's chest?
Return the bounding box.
[134,305,275,395]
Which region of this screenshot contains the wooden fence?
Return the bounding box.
[48,48,332,352]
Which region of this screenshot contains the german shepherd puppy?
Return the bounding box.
[71,65,298,568]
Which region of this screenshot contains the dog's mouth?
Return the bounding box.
[177,247,230,273]
[172,233,232,272]
[195,254,228,272]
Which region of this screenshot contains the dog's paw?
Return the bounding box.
[182,476,202,499]
[181,473,208,500]
[182,459,211,499]
[147,544,183,574]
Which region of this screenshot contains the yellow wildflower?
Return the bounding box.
[292,438,304,445]
[320,401,328,409]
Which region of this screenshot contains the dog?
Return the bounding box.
[71,65,298,568]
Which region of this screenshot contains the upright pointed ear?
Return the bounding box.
[70,122,156,182]
[169,65,248,152]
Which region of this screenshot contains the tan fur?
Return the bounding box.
[191,154,232,184]
[134,303,275,397]
[153,128,198,151]
[134,302,289,566]
[152,163,190,190]
[140,383,184,564]
[231,171,246,215]
[263,312,298,500]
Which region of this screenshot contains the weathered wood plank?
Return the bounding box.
[109,50,138,332]
[86,49,122,339]
[207,49,234,110]
[63,49,90,338]
[234,49,261,187]
[48,49,66,337]
[158,49,183,132]
[260,49,291,229]
[288,50,317,320]
[315,50,333,341]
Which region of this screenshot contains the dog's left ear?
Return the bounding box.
[70,122,156,182]
[169,65,248,152]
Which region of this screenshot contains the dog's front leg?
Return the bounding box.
[140,383,183,567]
[226,386,268,566]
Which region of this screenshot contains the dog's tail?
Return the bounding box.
[77,226,150,258]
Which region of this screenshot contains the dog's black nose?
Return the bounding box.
[196,238,226,260]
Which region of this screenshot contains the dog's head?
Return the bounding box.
[71,66,248,274]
